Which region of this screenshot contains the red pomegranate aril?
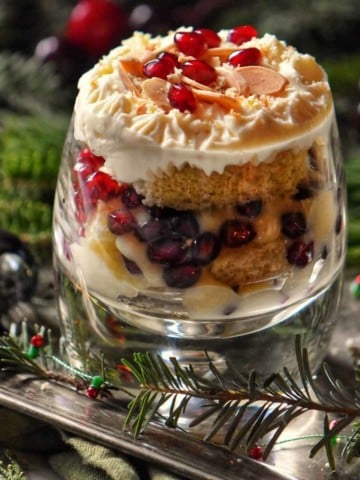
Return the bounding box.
[195,28,221,48]
[228,48,261,67]
[192,232,220,265]
[143,58,174,80]
[249,444,263,460]
[137,217,171,242]
[181,60,217,86]
[163,263,201,288]
[121,185,143,209]
[147,236,186,265]
[220,219,256,247]
[107,209,136,235]
[174,31,207,58]
[236,199,263,218]
[85,171,120,204]
[228,25,258,45]
[286,240,314,267]
[157,51,179,68]
[72,148,105,183]
[123,256,142,274]
[281,212,307,239]
[168,83,197,112]
[169,212,199,239]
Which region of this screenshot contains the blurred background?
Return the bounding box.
[0,0,359,266]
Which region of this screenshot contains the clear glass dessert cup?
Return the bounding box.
[53,114,346,381]
[52,28,347,387]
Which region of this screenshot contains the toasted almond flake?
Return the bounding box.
[206,46,239,57]
[142,77,171,109]
[192,88,240,111]
[235,66,287,95]
[181,75,216,91]
[118,63,140,95]
[215,66,248,95]
[120,59,144,77]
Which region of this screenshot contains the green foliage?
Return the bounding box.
[0,456,25,480]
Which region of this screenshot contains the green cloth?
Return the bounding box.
[0,407,184,480]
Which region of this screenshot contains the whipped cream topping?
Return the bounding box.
[73,28,333,183]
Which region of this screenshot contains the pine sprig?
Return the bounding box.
[121,336,360,470]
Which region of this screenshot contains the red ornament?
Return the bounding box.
[86,385,100,398]
[65,0,128,57]
[249,444,263,460]
[30,334,44,348]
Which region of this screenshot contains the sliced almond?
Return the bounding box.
[215,66,248,95]
[192,88,240,111]
[142,78,171,109]
[118,63,140,95]
[181,75,216,91]
[206,46,239,58]
[119,58,144,77]
[235,66,287,95]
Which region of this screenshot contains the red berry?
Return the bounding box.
[181,60,217,86]
[249,444,263,460]
[220,219,256,247]
[228,25,258,45]
[86,385,100,399]
[143,58,175,80]
[194,28,221,48]
[123,257,142,275]
[30,334,44,348]
[65,0,128,56]
[157,51,180,68]
[168,83,197,112]
[163,263,201,288]
[168,212,199,238]
[286,240,314,267]
[174,31,207,58]
[228,48,262,67]
[107,209,136,235]
[137,218,171,242]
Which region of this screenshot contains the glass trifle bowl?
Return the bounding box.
[53,26,346,381]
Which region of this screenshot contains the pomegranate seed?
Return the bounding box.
[194,28,221,48]
[236,199,263,218]
[249,444,263,460]
[74,148,105,178]
[281,212,307,238]
[143,58,175,80]
[123,256,142,274]
[74,190,88,224]
[174,31,207,58]
[157,51,180,68]
[228,48,261,67]
[107,209,136,235]
[169,212,199,238]
[137,217,171,242]
[85,171,120,204]
[163,263,201,288]
[192,232,220,265]
[228,25,258,45]
[220,219,256,247]
[168,83,197,112]
[121,185,143,209]
[181,59,217,86]
[293,184,312,201]
[147,236,186,265]
[286,240,314,267]
[149,206,177,219]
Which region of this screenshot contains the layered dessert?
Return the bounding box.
[59,25,344,322]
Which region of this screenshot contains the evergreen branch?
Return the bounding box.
[121,336,360,468]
